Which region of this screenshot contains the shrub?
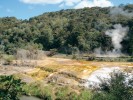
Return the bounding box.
[23,82,53,100]
[93,71,133,100]
[55,86,78,100]
[47,49,57,57]
[78,90,93,100]
[3,55,15,65]
[0,75,25,100]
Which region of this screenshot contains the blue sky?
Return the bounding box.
[0,0,133,19]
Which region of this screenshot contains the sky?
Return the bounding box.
[0,0,133,19]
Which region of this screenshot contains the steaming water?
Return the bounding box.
[20,96,42,100]
[84,67,133,88]
[84,67,120,88]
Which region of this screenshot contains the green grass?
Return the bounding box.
[22,81,96,100]
[23,82,53,100]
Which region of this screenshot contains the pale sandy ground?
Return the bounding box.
[0,66,36,76]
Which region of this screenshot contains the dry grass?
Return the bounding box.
[26,68,50,80]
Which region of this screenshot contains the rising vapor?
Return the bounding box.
[95,24,129,57]
[110,7,133,19]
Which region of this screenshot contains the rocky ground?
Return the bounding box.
[0,57,133,87]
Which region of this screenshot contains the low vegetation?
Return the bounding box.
[93,71,133,100]
[0,71,132,100]
[86,56,133,62]
[0,75,24,100]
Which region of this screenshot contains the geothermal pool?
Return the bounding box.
[84,67,133,88]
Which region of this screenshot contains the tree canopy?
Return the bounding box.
[0,4,133,55]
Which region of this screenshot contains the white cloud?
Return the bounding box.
[20,0,113,8]
[20,0,80,5]
[65,0,81,6]
[75,0,113,9]
[20,0,62,4]
[65,1,74,6]
[59,0,81,7]
[74,0,92,9]
[59,3,65,8]
[20,0,81,6]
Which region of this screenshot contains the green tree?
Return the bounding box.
[0,75,25,100]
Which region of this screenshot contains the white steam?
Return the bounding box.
[95,24,129,57]
[105,24,129,50]
[110,7,133,19]
[94,47,124,57]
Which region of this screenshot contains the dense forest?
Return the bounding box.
[0,4,133,55]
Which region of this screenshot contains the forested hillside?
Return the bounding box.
[0,4,133,55]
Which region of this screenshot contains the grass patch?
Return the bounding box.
[23,82,53,100]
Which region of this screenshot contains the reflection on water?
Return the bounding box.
[20,96,42,100]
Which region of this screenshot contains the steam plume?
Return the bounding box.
[110,7,133,19]
[105,24,129,51]
[95,24,129,57]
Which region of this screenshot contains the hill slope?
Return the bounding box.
[0,5,133,55]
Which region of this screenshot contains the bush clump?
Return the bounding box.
[93,71,133,100]
[0,75,25,100]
